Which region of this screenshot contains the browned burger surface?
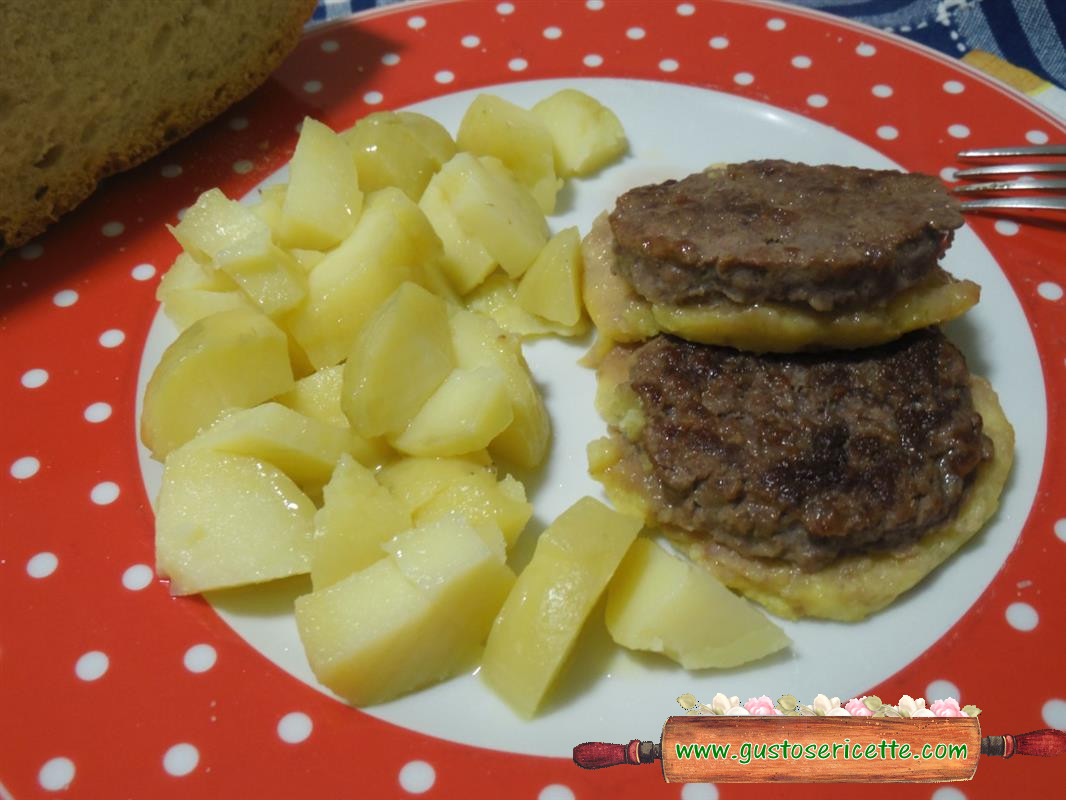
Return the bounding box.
[627,329,991,571]
[608,160,964,312]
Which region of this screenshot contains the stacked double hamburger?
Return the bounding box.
[585,160,1014,621]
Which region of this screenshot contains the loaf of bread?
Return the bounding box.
[0,0,317,253]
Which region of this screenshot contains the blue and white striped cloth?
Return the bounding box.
[311,0,1066,94]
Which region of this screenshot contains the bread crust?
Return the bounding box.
[0,0,317,253]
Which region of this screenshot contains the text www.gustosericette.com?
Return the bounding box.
[675,740,968,764]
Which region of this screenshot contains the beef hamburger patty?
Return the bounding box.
[609,160,964,312]
[626,329,992,571]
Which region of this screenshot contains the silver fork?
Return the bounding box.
[952,144,1066,211]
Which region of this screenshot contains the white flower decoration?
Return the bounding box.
[827,707,852,716]
[711,693,740,715]
[725,705,751,716]
[912,708,935,717]
[896,695,928,717]
[811,694,842,716]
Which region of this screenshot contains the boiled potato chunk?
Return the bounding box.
[468,271,588,338]
[311,455,411,589]
[605,538,790,669]
[295,518,513,705]
[376,454,492,512]
[449,308,550,467]
[414,472,531,548]
[141,308,294,459]
[278,117,362,250]
[436,153,548,280]
[156,448,314,595]
[215,229,307,317]
[457,94,562,213]
[157,253,252,330]
[343,111,456,201]
[251,183,287,231]
[532,89,627,176]
[481,497,642,716]
[169,188,268,264]
[342,282,455,438]
[516,227,584,327]
[391,366,513,457]
[382,517,514,644]
[419,177,496,294]
[284,188,444,368]
[275,366,392,467]
[185,402,347,488]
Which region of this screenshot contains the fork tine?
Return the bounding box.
[959,197,1066,211]
[952,178,1066,194]
[954,163,1066,178]
[957,145,1066,158]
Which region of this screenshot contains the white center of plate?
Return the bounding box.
[136,79,1044,758]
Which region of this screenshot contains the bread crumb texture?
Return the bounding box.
[0,0,315,252]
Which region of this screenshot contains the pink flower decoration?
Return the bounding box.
[929,698,967,717]
[744,696,782,716]
[844,698,875,717]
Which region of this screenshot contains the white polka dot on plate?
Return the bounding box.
[877,125,899,140]
[26,552,58,578]
[184,644,217,673]
[99,329,125,348]
[163,743,199,777]
[20,242,44,260]
[38,757,75,791]
[303,80,322,94]
[461,35,479,48]
[627,27,646,40]
[496,1,514,13]
[586,0,604,9]
[84,402,112,423]
[709,36,729,49]
[434,70,454,84]
[733,72,754,86]
[940,166,958,182]
[766,18,786,31]
[160,164,182,178]
[90,481,120,505]
[994,219,1019,236]
[381,53,400,66]
[75,650,109,681]
[21,368,48,388]
[233,160,253,175]
[101,221,124,237]
[583,53,603,67]
[926,679,960,703]
[398,761,435,794]
[407,16,426,30]
[1043,698,1066,729]
[948,123,970,139]
[509,57,528,71]
[543,26,562,39]
[872,84,893,98]
[11,456,40,479]
[1038,282,1063,301]
[277,712,313,744]
[807,94,828,108]
[320,39,339,53]
[659,59,679,72]
[677,3,695,15]
[943,80,965,94]
[681,784,719,800]
[792,55,811,68]
[856,42,877,56]
[123,564,154,591]
[1005,602,1038,631]
[131,263,156,281]
[1026,130,1050,145]
[228,116,248,131]
[53,289,78,307]
[364,91,383,105]
[539,785,576,800]
[931,788,966,800]
[1055,518,1066,542]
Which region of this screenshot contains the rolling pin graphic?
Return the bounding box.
[574,717,1066,783]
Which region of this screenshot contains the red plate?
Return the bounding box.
[2,1,1064,797]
